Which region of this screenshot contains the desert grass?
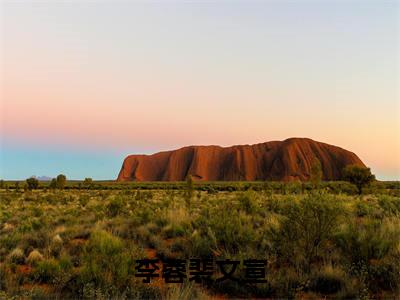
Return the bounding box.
[0,185,399,299]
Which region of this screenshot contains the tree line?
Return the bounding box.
[0,164,376,195]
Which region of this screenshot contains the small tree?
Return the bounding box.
[26,177,39,190]
[0,180,4,189]
[56,174,67,189]
[342,165,375,195]
[310,157,323,188]
[49,178,57,189]
[84,177,93,188]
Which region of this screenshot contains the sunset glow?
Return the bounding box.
[1,1,399,180]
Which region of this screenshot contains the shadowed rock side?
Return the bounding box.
[117,138,366,182]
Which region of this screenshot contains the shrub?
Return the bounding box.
[335,221,394,266]
[79,230,135,291]
[8,248,25,264]
[271,193,344,272]
[106,197,125,217]
[33,259,61,283]
[49,178,57,189]
[79,194,90,207]
[50,234,63,257]
[237,191,257,213]
[83,178,93,188]
[19,230,49,251]
[191,208,253,255]
[26,249,44,266]
[335,219,400,294]
[188,229,217,258]
[26,177,39,190]
[342,165,375,195]
[378,195,400,216]
[67,239,85,267]
[56,174,67,189]
[355,200,382,218]
[162,224,185,238]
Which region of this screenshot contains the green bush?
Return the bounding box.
[26,249,44,266]
[79,194,90,207]
[271,193,344,272]
[355,200,383,218]
[335,221,394,266]
[378,195,400,216]
[33,259,61,283]
[237,191,257,213]
[335,218,400,294]
[342,165,375,195]
[106,197,125,217]
[162,224,185,238]
[50,234,63,257]
[56,174,67,189]
[26,177,39,190]
[79,230,135,292]
[190,206,254,255]
[8,248,25,264]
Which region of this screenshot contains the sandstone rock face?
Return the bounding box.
[117,138,365,181]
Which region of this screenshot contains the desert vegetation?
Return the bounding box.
[0,180,399,299]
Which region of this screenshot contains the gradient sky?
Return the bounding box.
[1,0,399,180]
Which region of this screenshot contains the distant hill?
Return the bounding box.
[31,176,53,181]
[117,138,366,182]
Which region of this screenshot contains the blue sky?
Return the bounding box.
[1,0,399,180]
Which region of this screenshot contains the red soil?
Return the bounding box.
[17,265,32,275]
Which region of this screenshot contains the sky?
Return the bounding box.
[1,0,399,180]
